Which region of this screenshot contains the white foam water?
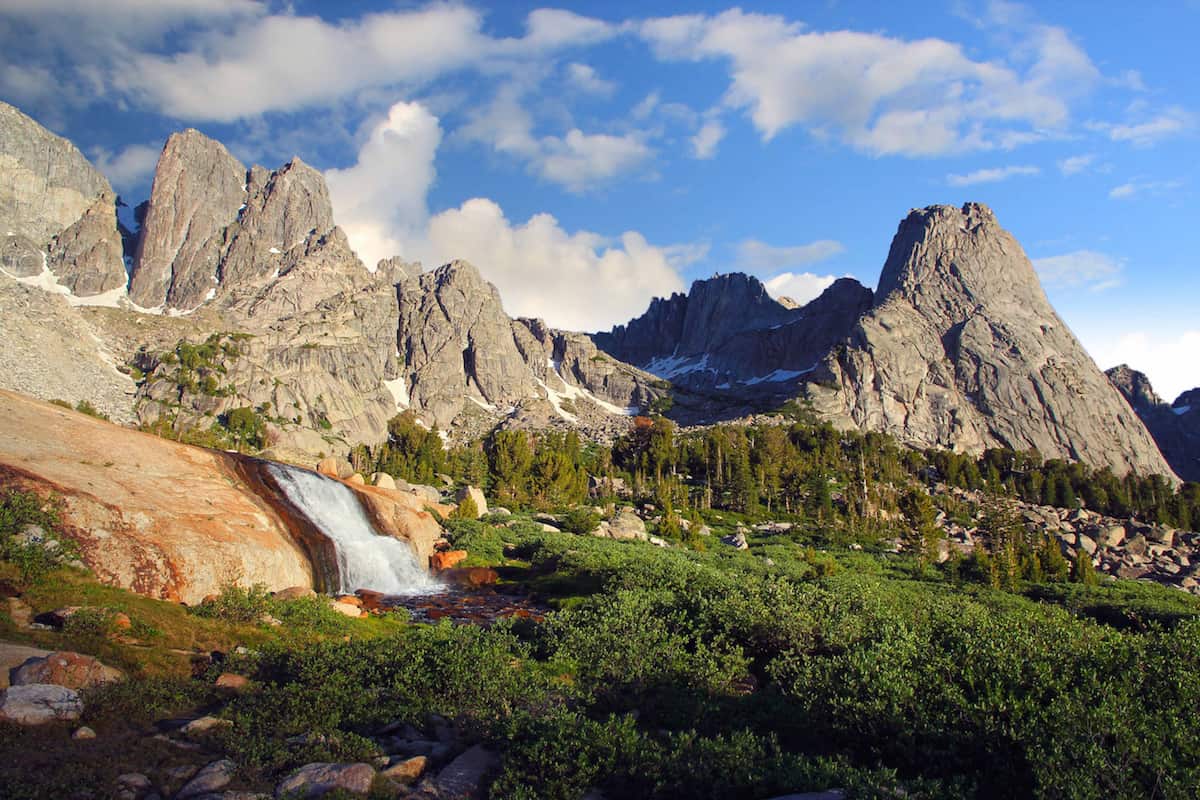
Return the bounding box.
[266,463,441,595]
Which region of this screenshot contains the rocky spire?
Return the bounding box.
[0,101,126,295]
[128,130,246,309]
[805,203,1176,479]
[1107,365,1200,482]
[129,131,341,311]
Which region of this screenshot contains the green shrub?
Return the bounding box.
[561,507,600,535]
[191,583,272,623]
[0,490,77,584]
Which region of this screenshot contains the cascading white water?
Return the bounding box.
[266,463,441,595]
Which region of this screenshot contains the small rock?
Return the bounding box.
[178,759,237,799]
[335,595,363,607]
[0,684,83,724]
[274,586,316,601]
[439,568,498,588]
[1097,525,1125,548]
[356,590,386,611]
[347,473,366,485]
[381,755,428,785]
[454,486,488,518]
[429,550,467,572]
[116,773,153,793]
[215,673,251,691]
[73,725,97,740]
[329,601,365,618]
[371,472,397,490]
[720,532,749,550]
[181,715,232,738]
[274,762,375,799]
[432,745,497,799]
[1076,535,1098,556]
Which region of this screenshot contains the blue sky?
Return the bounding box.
[2,1,1197,399]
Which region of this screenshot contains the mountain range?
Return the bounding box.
[0,99,1194,482]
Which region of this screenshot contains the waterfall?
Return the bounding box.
[266,463,441,595]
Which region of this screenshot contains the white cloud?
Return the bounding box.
[1088,329,1200,404]
[947,164,1039,186]
[1108,178,1184,199]
[639,9,1098,157]
[89,143,162,192]
[325,101,442,270]
[325,100,688,331]
[461,85,651,191]
[565,62,615,95]
[1033,250,1122,291]
[99,6,616,122]
[425,198,686,332]
[736,239,844,272]
[1101,106,1192,147]
[690,120,726,159]
[763,272,840,305]
[1057,153,1094,176]
[631,92,660,120]
[539,130,651,190]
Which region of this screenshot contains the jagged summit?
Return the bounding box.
[805,203,1176,480]
[0,100,126,297]
[1107,365,1200,482]
[396,259,663,435]
[129,129,343,311]
[593,272,872,397]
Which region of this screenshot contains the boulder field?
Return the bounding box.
[0,390,446,604]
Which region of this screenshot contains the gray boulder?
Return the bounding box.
[275,762,375,799]
[0,683,83,724]
[178,759,237,799]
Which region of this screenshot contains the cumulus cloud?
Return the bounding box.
[565,62,615,95]
[947,165,1039,186]
[763,272,839,305]
[461,85,651,191]
[1087,329,1200,404]
[0,0,262,113]
[327,100,689,331]
[1033,250,1122,291]
[736,239,844,272]
[325,101,442,270]
[23,5,610,122]
[89,142,162,193]
[425,199,686,332]
[690,120,726,159]
[638,8,1098,156]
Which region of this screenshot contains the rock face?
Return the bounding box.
[0,390,443,603]
[1108,365,1200,482]
[0,389,314,603]
[395,261,663,435]
[129,130,341,312]
[0,279,137,423]
[595,273,872,393]
[121,128,406,455]
[801,204,1174,479]
[0,101,126,296]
